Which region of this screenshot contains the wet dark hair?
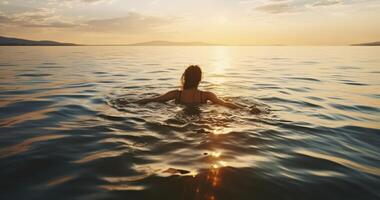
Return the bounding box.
[181,65,202,90]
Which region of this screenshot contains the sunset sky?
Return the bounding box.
[0,0,379,45]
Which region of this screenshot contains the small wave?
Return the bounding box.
[94,71,108,75]
[40,94,93,99]
[157,78,174,81]
[63,82,97,89]
[288,77,321,82]
[74,150,125,164]
[262,57,288,60]
[295,149,380,176]
[17,73,52,77]
[0,134,67,159]
[259,97,323,108]
[144,63,160,66]
[147,70,169,73]
[0,100,55,120]
[0,63,17,67]
[306,96,325,101]
[56,104,98,117]
[287,87,311,92]
[336,66,360,70]
[343,82,368,86]
[330,103,380,114]
[38,65,64,69]
[300,61,320,64]
[42,62,58,65]
[132,78,152,81]
[98,80,119,84]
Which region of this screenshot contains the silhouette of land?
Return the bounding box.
[351,41,380,46]
[0,36,77,46]
[0,36,217,46]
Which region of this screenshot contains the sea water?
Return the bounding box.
[0,46,379,199]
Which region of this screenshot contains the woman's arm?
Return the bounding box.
[135,90,178,104]
[205,92,262,113]
[205,91,244,109]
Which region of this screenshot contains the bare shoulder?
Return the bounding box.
[203,91,217,100]
[167,89,179,94]
[165,89,179,97]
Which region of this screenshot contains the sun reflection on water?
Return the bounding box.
[192,150,227,200]
[210,47,231,74]
[207,47,232,86]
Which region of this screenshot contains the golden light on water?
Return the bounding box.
[219,161,227,167]
[207,46,231,79]
[296,149,380,176]
[0,134,67,159]
[210,151,221,158]
[212,127,233,135]
[0,0,379,196]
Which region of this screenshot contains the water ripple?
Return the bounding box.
[0,46,379,200]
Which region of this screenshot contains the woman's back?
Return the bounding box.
[175,89,207,105]
[135,65,246,110]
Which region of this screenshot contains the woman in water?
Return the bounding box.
[136,65,260,112]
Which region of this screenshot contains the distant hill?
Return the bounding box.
[0,36,77,46]
[126,40,218,46]
[0,36,285,46]
[351,41,380,46]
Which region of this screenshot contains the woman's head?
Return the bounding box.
[181,65,202,90]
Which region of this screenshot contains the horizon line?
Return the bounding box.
[1,35,379,47]
[0,35,380,46]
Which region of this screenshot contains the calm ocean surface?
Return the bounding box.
[0,46,379,200]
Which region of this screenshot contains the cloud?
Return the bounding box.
[0,15,11,23]
[254,0,348,14]
[312,0,342,7]
[0,8,76,28]
[77,0,110,2]
[46,0,114,7]
[83,12,178,33]
[255,3,298,14]
[49,0,112,3]
[0,8,176,34]
[39,0,114,8]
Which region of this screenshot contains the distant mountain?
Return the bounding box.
[351,41,380,46]
[126,40,218,46]
[0,36,77,46]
